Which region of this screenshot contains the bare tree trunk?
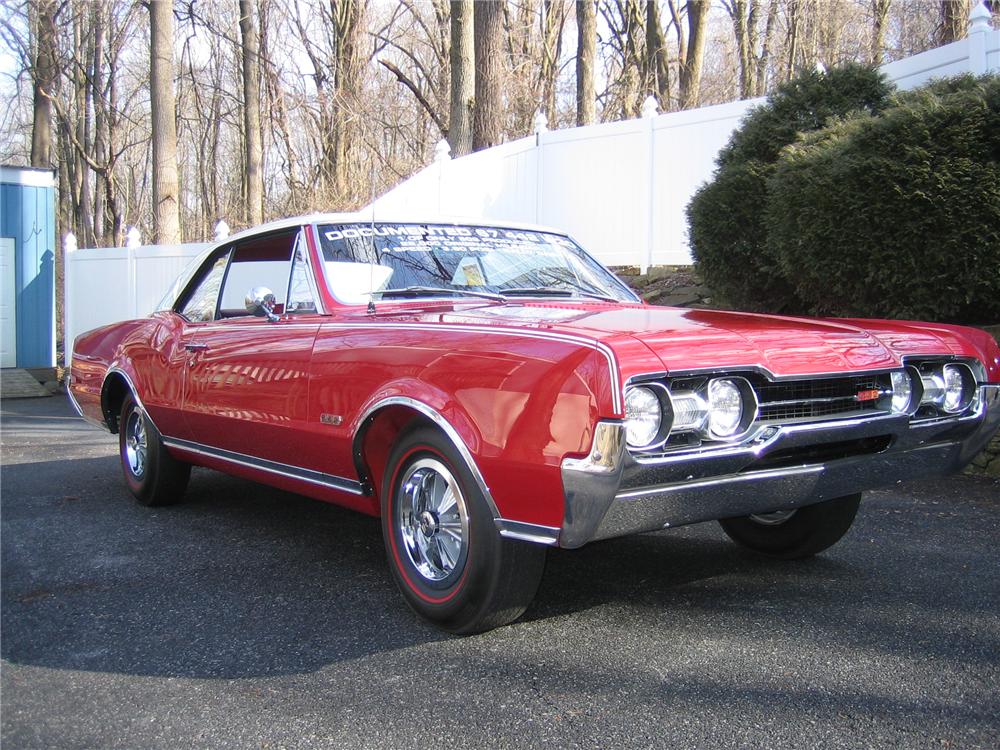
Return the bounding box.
[937,0,971,44]
[754,0,777,95]
[56,125,71,233]
[537,0,567,124]
[239,0,264,225]
[785,0,800,80]
[332,1,364,203]
[91,2,107,244]
[575,0,596,125]
[473,0,504,151]
[645,0,671,109]
[30,0,57,167]
[678,0,709,109]
[72,12,93,246]
[149,0,181,244]
[731,1,748,97]
[449,0,474,156]
[621,0,645,117]
[869,0,891,64]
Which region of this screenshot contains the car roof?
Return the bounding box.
[222,213,571,245]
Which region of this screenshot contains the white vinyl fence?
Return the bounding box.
[372,3,999,270]
[64,237,208,362]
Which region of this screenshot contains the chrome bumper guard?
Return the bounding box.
[559,384,1000,548]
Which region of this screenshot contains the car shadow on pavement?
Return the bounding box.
[2,455,993,681]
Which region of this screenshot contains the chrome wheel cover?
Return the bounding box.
[124,406,148,479]
[749,509,797,526]
[397,458,469,582]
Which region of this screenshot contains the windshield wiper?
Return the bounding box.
[500,287,619,303]
[375,286,506,303]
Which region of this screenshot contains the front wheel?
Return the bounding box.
[119,394,190,506]
[718,493,862,559]
[381,426,546,634]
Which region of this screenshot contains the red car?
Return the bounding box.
[69,216,1000,633]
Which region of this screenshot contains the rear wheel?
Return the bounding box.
[718,493,862,559]
[381,426,546,634]
[119,394,190,506]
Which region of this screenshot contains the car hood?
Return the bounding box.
[432,302,962,376]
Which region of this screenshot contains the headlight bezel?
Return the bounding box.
[940,362,976,414]
[704,376,759,440]
[889,369,917,415]
[623,382,672,450]
[906,358,979,419]
[624,375,758,454]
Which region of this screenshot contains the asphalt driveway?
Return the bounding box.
[2,396,999,749]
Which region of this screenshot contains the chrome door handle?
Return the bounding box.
[184,342,208,352]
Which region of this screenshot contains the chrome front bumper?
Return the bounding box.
[559,384,1000,548]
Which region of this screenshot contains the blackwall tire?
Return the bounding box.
[718,493,862,560]
[118,394,190,507]
[381,426,546,634]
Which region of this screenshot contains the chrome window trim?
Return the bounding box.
[290,228,327,315]
[310,220,642,308]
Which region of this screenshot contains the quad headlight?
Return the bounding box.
[911,361,976,416]
[625,376,757,452]
[706,378,744,438]
[889,370,913,415]
[624,386,663,448]
[941,364,970,413]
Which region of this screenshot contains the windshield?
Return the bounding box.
[316,223,637,305]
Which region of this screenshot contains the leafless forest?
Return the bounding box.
[0,0,986,247]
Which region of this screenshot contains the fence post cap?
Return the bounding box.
[125,226,141,248]
[641,96,659,119]
[970,1,991,33]
[63,232,77,253]
[533,110,549,134]
[214,219,231,241]
[434,139,451,163]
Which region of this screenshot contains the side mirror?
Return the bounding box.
[245,286,279,322]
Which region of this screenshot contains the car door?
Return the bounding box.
[181,228,323,466]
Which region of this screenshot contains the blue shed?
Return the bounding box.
[0,165,56,369]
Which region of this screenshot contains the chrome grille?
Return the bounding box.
[754,374,892,423]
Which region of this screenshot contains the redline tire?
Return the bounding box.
[118,394,190,507]
[381,426,546,634]
[718,493,862,560]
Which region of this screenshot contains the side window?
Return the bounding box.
[218,230,298,317]
[286,239,318,314]
[179,254,229,322]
